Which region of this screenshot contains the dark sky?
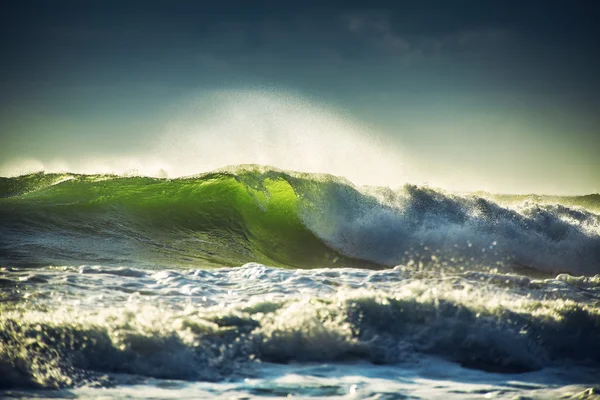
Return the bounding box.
[1,0,599,193]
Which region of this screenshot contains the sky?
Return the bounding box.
[1,0,599,194]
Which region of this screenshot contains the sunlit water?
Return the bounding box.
[1,264,599,399]
[1,169,600,398]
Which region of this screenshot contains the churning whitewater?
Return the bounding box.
[1,166,599,399]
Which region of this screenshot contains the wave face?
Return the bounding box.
[1,166,600,275]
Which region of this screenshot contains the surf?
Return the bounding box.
[1,263,600,389]
[1,165,599,276]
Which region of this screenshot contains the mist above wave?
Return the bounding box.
[0,89,496,194]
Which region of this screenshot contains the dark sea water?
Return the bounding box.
[1,166,599,399]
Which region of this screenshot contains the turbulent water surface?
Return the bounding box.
[1,166,599,399]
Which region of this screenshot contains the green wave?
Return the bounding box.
[1,166,599,272]
[0,167,379,269]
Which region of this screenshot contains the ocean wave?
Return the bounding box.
[1,166,599,275]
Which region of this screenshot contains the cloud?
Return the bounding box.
[344,13,412,58]
[343,13,512,63]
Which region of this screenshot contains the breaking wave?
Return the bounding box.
[1,166,599,275]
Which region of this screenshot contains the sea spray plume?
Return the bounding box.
[158,89,419,186]
[0,89,423,189]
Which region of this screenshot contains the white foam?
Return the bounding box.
[297,183,600,275]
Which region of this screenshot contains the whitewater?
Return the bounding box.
[1,166,600,399]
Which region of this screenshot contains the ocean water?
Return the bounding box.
[1,166,599,399]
